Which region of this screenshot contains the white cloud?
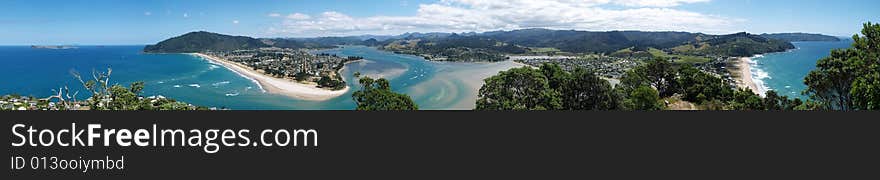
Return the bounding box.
[613,0,710,7]
[286,13,312,20]
[269,0,736,37]
[268,13,282,17]
[233,20,240,24]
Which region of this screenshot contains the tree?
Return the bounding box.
[540,63,568,90]
[726,89,765,110]
[476,67,562,110]
[352,77,418,110]
[558,68,622,110]
[620,57,678,97]
[72,68,203,110]
[805,22,880,110]
[624,86,663,110]
[676,64,734,104]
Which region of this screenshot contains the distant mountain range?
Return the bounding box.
[145,29,839,58]
[379,29,798,58]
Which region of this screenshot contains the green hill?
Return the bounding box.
[144,31,269,53]
[381,29,796,58]
[675,32,796,57]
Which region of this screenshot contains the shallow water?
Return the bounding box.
[0,45,520,110]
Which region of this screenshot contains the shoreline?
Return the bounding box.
[732,56,762,96]
[191,53,349,101]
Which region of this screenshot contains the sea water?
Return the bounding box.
[0,45,519,110]
[750,39,853,100]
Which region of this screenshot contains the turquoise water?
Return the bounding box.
[751,40,853,99]
[0,45,520,110]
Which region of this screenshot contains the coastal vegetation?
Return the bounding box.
[352,75,418,110]
[1,68,207,110]
[476,58,805,111]
[804,22,880,110]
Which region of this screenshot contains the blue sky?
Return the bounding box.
[0,0,877,45]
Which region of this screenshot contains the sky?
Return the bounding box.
[0,0,878,45]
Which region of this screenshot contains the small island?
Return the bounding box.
[31,45,78,49]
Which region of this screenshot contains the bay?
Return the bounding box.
[751,39,853,100]
[0,45,521,110]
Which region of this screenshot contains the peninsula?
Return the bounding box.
[145,31,362,101]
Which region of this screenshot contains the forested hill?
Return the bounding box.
[147,29,800,58]
[760,33,841,42]
[674,32,795,57]
[481,29,700,54]
[380,29,797,58]
[144,31,269,53]
[144,31,372,53]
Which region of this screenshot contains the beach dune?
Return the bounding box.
[192,53,349,101]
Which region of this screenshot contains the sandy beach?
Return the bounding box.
[732,57,761,95]
[192,53,349,101]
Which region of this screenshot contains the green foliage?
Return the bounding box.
[805,22,880,110]
[621,57,803,110]
[620,58,678,97]
[476,64,621,110]
[763,91,804,110]
[476,67,562,110]
[676,65,734,104]
[726,89,765,110]
[559,68,622,110]
[624,86,664,110]
[294,72,311,81]
[352,77,418,110]
[648,48,711,64]
[690,32,795,57]
[317,75,346,90]
[74,68,204,110]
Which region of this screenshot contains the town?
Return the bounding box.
[202,47,363,90]
[510,52,740,88]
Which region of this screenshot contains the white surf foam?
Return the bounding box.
[749,55,771,97]
[198,56,267,93]
[212,81,231,87]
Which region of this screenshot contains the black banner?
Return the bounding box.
[3,111,877,179]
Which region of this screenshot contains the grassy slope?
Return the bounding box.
[648,48,711,64]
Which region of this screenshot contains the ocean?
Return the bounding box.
[750,39,853,99]
[0,45,519,110]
